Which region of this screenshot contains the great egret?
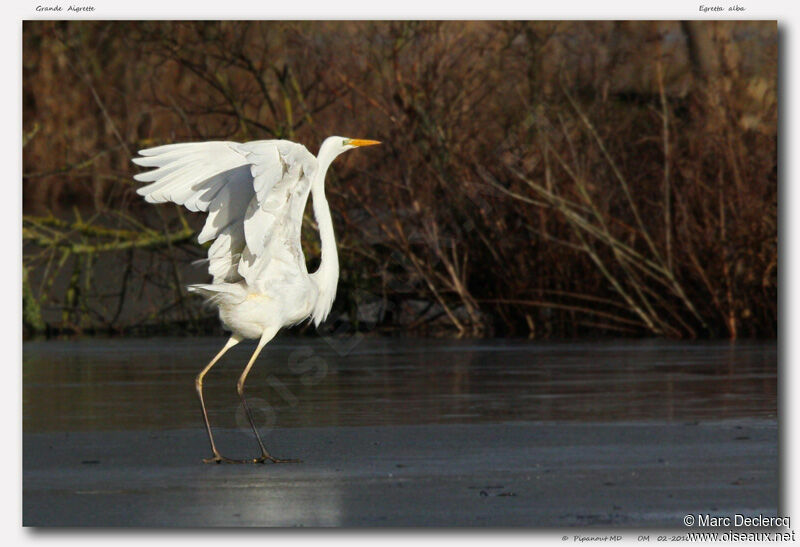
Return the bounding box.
[133,136,380,463]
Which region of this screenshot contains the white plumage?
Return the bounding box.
[133,136,380,463]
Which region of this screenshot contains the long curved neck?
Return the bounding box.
[309,152,340,326]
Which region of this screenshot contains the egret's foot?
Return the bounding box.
[202,454,253,464]
[255,454,303,464]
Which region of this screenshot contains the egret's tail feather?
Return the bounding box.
[187,283,247,307]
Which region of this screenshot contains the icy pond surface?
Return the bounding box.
[23,337,778,526]
[24,337,776,432]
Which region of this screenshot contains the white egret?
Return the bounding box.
[133,136,380,463]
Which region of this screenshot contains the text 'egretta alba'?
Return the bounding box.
[133,136,380,463]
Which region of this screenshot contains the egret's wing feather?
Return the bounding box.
[135,142,252,283]
[134,140,317,289]
[233,141,317,293]
[134,143,247,207]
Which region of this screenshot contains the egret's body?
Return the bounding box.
[133,136,379,463]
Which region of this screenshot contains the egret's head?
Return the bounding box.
[319,136,381,165]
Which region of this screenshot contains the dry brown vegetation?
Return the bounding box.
[22,21,777,339]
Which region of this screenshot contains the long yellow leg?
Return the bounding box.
[237,329,301,464]
[196,335,241,463]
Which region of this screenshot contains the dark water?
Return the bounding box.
[23,337,777,433]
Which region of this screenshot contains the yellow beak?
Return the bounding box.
[347,139,381,147]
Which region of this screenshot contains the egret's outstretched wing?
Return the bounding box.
[133,140,317,291]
